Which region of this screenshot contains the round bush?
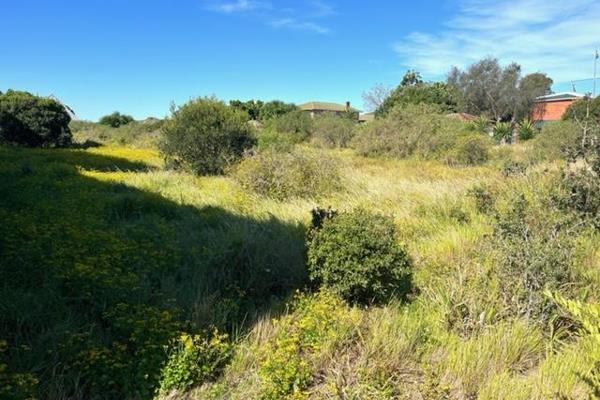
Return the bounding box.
[98,111,134,128]
[232,148,341,200]
[307,209,412,304]
[160,97,255,175]
[0,90,72,147]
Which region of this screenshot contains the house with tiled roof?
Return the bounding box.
[299,101,359,120]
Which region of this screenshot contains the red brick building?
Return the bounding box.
[530,92,585,122]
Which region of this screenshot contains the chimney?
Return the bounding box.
[345,101,351,112]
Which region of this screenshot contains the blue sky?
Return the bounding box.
[2,0,599,120]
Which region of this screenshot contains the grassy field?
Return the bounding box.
[1,139,599,399]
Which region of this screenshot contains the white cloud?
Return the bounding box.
[394,0,600,85]
[211,0,269,13]
[206,0,334,34]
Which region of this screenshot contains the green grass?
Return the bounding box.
[1,141,599,399]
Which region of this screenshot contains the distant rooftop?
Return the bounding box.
[299,101,359,113]
[535,92,587,102]
[359,112,375,123]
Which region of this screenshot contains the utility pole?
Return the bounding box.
[594,48,599,98]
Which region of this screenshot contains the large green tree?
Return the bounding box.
[448,57,553,121]
[376,71,459,116]
[0,90,72,147]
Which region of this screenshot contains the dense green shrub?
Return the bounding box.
[267,109,313,142]
[98,111,134,128]
[377,80,458,116]
[530,120,582,161]
[446,135,491,166]
[158,330,232,394]
[232,148,341,200]
[160,97,255,175]
[258,100,298,121]
[0,90,72,147]
[562,96,600,123]
[307,208,412,304]
[555,168,600,228]
[353,104,475,161]
[255,129,296,152]
[311,113,356,148]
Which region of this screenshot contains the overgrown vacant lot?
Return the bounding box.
[1,141,599,399]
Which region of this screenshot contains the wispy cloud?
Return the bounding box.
[205,0,335,34]
[210,0,269,13]
[394,0,600,84]
[269,17,329,34]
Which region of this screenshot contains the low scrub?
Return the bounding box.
[445,134,492,166]
[71,119,164,148]
[311,113,356,148]
[440,321,544,397]
[307,208,412,305]
[530,120,582,161]
[492,192,575,321]
[352,104,476,161]
[232,148,342,200]
[257,290,360,399]
[267,110,313,142]
[158,330,232,395]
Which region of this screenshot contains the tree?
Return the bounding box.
[361,83,392,112]
[401,69,423,86]
[99,112,134,128]
[448,57,553,122]
[160,97,255,175]
[518,73,553,120]
[229,99,264,121]
[376,78,458,116]
[0,90,72,147]
[258,100,298,121]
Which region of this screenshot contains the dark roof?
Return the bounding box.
[535,92,586,103]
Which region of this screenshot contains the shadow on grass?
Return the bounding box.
[0,146,307,399]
